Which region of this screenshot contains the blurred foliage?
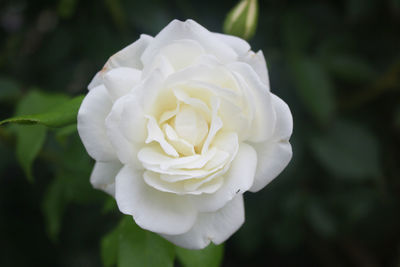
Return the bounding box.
[0,0,400,266]
[175,243,224,267]
[101,216,175,267]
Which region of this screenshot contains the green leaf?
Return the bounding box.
[290,57,335,124]
[101,216,175,267]
[4,90,77,181]
[0,77,21,101]
[14,90,70,116]
[118,216,175,267]
[102,196,118,214]
[282,11,313,55]
[1,95,84,128]
[42,174,68,241]
[175,244,224,267]
[57,0,79,18]
[323,54,377,83]
[104,0,127,30]
[223,0,258,40]
[309,120,381,179]
[41,133,102,241]
[346,0,377,20]
[101,226,120,267]
[15,125,47,182]
[306,201,336,238]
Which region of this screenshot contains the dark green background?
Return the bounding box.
[1,0,400,266]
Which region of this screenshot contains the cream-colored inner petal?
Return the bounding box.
[173,105,208,149]
[137,63,253,195]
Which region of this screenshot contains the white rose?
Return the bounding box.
[78,19,292,249]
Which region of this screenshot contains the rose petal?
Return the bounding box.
[138,144,202,171]
[239,50,269,86]
[105,95,142,168]
[145,115,179,157]
[183,132,239,191]
[229,62,276,142]
[143,171,224,195]
[103,67,141,101]
[77,85,116,161]
[104,34,153,70]
[163,124,195,156]
[118,94,147,144]
[192,142,256,212]
[167,62,241,98]
[162,194,244,249]
[143,39,206,74]
[249,94,293,192]
[249,141,292,192]
[141,19,238,65]
[201,97,223,154]
[88,72,102,90]
[173,88,211,122]
[173,105,209,147]
[115,165,197,235]
[213,32,250,56]
[135,69,176,117]
[90,161,122,196]
[138,144,227,180]
[270,93,293,140]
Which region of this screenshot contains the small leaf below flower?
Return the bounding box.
[101,216,175,267]
[175,243,224,267]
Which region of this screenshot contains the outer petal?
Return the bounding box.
[103,67,141,101]
[90,161,122,196]
[249,141,292,192]
[213,32,250,56]
[192,142,257,212]
[88,72,102,90]
[239,50,269,86]
[104,34,153,70]
[115,165,197,235]
[270,93,293,140]
[142,39,206,75]
[119,93,147,144]
[88,34,151,90]
[228,62,276,142]
[249,94,293,192]
[162,194,244,249]
[105,95,142,169]
[77,85,117,161]
[141,20,238,65]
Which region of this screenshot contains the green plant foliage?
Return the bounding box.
[310,121,381,179]
[42,173,69,241]
[0,95,84,128]
[42,133,103,241]
[1,1,399,266]
[322,54,377,83]
[175,244,224,267]
[282,11,313,55]
[6,91,72,181]
[101,216,175,267]
[57,0,79,18]
[101,225,119,267]
[0,77,21,101]
[282,12,335,125]
[289,57,335,124]
[14,125,46,182]
[306,201,337,238]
